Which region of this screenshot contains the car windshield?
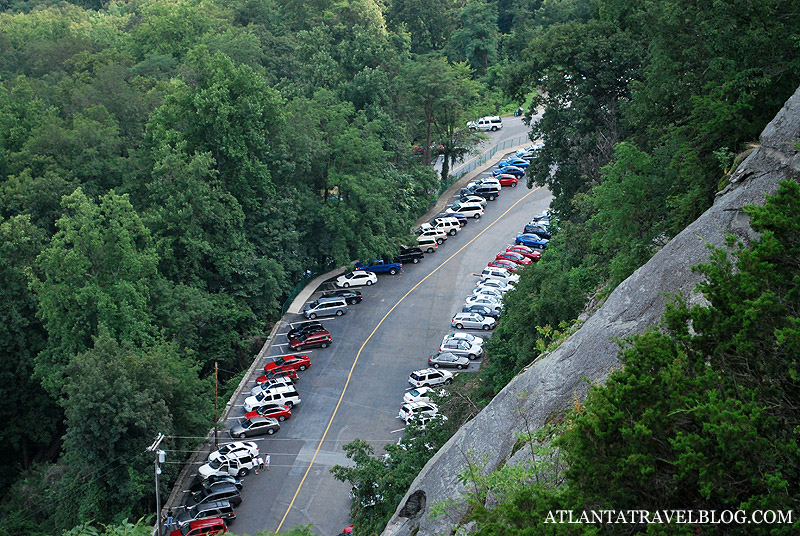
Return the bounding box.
[274,357,287,366]
[208,458,223,470]
[409,389,421,397]
[218,445,232,455]
[451,203,462,210]
[242,420,253,429]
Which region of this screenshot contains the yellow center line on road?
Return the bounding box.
[275,187,542,533]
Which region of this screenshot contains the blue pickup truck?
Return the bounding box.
[354,260,403,275]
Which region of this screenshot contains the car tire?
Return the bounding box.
[348,299,357,305]
[474,213,481,219]
[457,364,464,370]
[511,182,517,187]
[390,268,397,275]
[468,354,477,360]
[267,428,276,435]
[491,126,498,131]
[238,433,246,439]
[336,310,344,316]
[436,238,444,245]
[433,363,440,368]
[449,229,457,236]
[239,468,249,477]
[367,280,373,286]
[320,342,328,348]
[343,282,350,288]
[482,325,491,331]
[309,313,317,320]
[278,415,286,422]
[455,323,463,329]
[445,378,453,385]
[427,247,434,253]
[413,258,420,264]
[299,364,307,370]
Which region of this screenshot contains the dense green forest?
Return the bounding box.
[1,0,799,534]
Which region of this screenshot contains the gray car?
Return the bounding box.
[230,416,280,438]
[427,351,470,370]
[439,339,484,360]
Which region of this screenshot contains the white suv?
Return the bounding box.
[198,451,257,478]
[408,368,454,388]
[398,401,439,423]
[479,267,520,283]
[417,225,448,244]
[467,116,503,131]
[430,217,460,236]
[243,385,301,411]
[448,202,484,219]
[208,441,259,462]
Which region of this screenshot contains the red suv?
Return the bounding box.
[289,330,332,350]
[171,517,227,536]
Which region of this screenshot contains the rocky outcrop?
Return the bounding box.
[382,86,800,536]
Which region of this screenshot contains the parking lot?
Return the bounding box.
[178,152,552,536]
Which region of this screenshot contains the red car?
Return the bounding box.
[255,369,297,385]
[487,259,519,271]
[289,330,332,350]
[495,251,532,265]
[245,403,292,422]
[506,244,541,261]
[496,174,518,187]
[264,354,311,375]
[171,518,227,536]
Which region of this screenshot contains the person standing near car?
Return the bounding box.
[265,453,270,470]
[256,455,264,474]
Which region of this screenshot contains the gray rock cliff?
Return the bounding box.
[381,85,800,536]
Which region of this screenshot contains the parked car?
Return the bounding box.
[303,297,348,319]
[403,386,446,404]
[475,278,514,294]
[188,475,243,495]
[465,183,501,201]
[469,177,501,189]
[464,295,503,311]
[255,368,297,385]
[393,246,425,264]
[448,201,484,219]
[208,441,259,463]
[264,354,311,374]
[440,335,484,357]
[506,244,542,260]
[497,157,529,168]
[186,482,242,508]
[462,303,501,318]
[170,518,227,536]
[408,368,454,387]
[354,259,403,275]
[479,267,520,283]
[456,194,487,207]
[249,375,293,395]
[495,251,532,265]
[230,415,280,438]
[398,401,439,423]
[492,165,524,178]
[321,288,362,304]
[438,210,469,226]
[487,259,519,272]
[416,236,439,253]
[467,116,503,131]
[523,223,551,239]
[198,452,256,478]
[417,225,448,244]
[243,385,301,412]
[176,500,236,528]
[428,351,470,369]
[515,234,550,249]
[336,270,377,287]
[286,320,324,341]
[442,332,484,347]
[472,286,505,300]
[451,312,497,330]
[495,174,519,187]
[244,402,292,422]
[429,217,461,236]
[289,330,332,350]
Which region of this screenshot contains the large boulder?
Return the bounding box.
[382,85,800,536]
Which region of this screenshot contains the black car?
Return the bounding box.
[461,304,501,319]
[465,184,501,201]
[522,223,551,239]
[188,474,243,494]
[286,320,324,341]
[186,481,242,508]
[437,211,468,226]
[394,247,425,264]
[322,288,362,304]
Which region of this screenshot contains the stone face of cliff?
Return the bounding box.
[381,85,800,536]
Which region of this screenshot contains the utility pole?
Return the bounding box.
[214,361,219,450]
[147,434,166,536]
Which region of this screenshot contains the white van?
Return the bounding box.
[468,116,504,132]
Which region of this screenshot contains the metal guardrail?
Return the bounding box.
[451,134,531,177]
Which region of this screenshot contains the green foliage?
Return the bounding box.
[32,188,159,395]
